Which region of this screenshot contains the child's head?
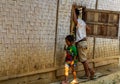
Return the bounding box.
[65,35,74,46]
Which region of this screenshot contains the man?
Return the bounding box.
[72,4,95,80]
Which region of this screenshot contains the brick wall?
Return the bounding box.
[0,0,57,77]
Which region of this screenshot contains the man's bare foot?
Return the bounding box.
[61,80,69,84]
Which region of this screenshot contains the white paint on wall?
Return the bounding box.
[98,0,120,11]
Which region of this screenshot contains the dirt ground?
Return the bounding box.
[50,64,120,84]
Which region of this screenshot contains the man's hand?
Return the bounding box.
[72,3,77,9]
[72,3,78,26]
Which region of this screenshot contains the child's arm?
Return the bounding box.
[64,45,67,51]
[71,46,78,65]
[70,56,76,65]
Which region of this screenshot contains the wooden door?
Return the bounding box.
[85,9,119,38]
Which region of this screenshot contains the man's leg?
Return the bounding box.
[82,61,95,79]
[82,61,90,78]
[77,41,95,79]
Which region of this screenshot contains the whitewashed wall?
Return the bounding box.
[0,0,57,77]
[98,0,120,11]
[0,0,120,81]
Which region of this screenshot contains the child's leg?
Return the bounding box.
[64,63,69,82]
[71,65,77,80]
[71,65,78,83]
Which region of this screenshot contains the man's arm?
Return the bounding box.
[72,5,78,26]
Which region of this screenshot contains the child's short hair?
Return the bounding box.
[65,35,74,43]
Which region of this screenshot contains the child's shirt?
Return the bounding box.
[65,45,78,64]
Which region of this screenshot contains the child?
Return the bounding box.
[62,35,78,84]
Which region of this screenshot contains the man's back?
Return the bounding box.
[75,18,87,42]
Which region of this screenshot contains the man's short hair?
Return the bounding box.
[75,8,80,16]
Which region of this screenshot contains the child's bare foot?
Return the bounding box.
[70,79,78,84]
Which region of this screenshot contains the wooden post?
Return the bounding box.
[95,0,98,10]
[93,37,96,68]
[93,12,99,35]
[54,0,59,67]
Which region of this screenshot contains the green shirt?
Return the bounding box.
[66,45,78,64]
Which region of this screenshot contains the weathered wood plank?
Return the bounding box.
[95,59,119,67]
[88,56,119,63]
[93,12,99,35]
[86,9,120,14]
[86,10,119,37]
[86,22,118,26]
[0,68,57,81]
